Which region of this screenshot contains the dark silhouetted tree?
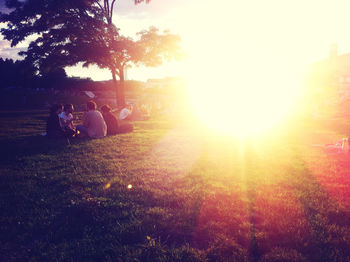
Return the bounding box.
[0,58,36,88]
[82,28,182,106]
[1,0,171,106]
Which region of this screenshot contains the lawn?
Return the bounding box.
[1,110,350,261]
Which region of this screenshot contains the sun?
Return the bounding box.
[185,46,302,136]
[178,1,306,136]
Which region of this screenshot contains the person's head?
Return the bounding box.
[86,100,97,111]
[64,104,74,114]
[101,104,111,113]
[127,104,133,111]
[50,104,63,115]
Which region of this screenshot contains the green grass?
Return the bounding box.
[1,110,350,261]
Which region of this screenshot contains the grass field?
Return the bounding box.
[1,110,350,261]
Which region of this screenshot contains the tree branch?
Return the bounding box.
[95,1,105,16]
[105,0,110,21]
[110,0,117,22]
[95,1,103,11]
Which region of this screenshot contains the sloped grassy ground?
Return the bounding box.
[1,110,350,262]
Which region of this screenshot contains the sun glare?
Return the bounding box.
[181,1,307,136]
[186,50,302,136]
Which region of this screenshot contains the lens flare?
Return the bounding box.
[186,48,302,136]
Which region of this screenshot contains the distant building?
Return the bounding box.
[309,44,350,99]
[144,77,185,89]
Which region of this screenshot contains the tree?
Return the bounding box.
[0,0,106,71]
[0,58,36,88]
[82,28,182,106]
[0,0,181,106]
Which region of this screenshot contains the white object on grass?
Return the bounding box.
[120,108,131,120]
[84,91,95,98]
[342,137,349,152]
[312,138,350,154]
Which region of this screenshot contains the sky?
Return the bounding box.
[2,0,350,81]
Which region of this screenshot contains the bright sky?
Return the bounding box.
[64,0,350,81]
[2,0,350,81]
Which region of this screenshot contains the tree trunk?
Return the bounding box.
[111,67,120,107]
[118,66,126,108]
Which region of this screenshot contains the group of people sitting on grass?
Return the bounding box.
[46,100,134,139]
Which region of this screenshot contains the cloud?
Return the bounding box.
[0,2,11,14]
[0,2,6,10]
[0,40,25,60]
[113,0,190,37]
[114,0,187,19]
[0,40,9,49]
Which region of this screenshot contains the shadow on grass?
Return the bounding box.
[272,148,350,262]
[0,110,48,118]
[0,135,99,166]
[290,165,350,262]
[246,188,261,262]
[195,144,350,262]
[0,135,69,164]
[0,138,111,261]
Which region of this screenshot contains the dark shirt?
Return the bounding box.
[102,112,119,135]
[46,114,65,138]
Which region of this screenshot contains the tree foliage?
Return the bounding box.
[0,57,78,89]
[0,58,36,88]
[0,0,182,106]
[1,0,107,72]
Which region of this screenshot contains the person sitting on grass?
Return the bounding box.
[76,100,107,139]
[101,104,119,136]
[59,104,76,137]
[46,104,66,138]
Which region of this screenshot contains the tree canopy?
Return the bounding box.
[0,0,182,106]
[1,0,108,72]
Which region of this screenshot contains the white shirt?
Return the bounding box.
[119,108,131,120]
[59,111,74,128]
[82,110,107,138]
